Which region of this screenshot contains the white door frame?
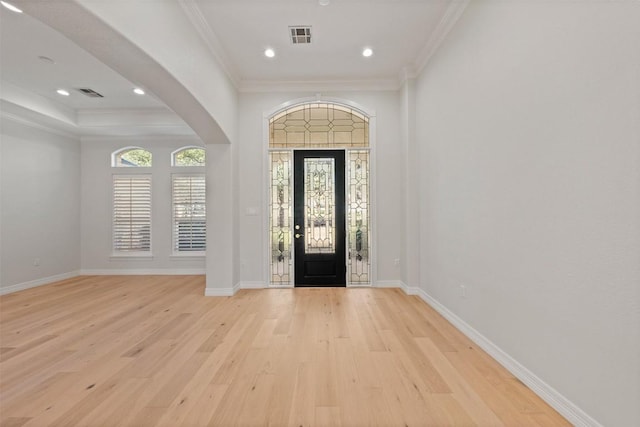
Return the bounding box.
[262,96,377,287]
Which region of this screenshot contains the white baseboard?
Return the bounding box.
[204,288,234,297]
[240,281,267,289]
[79,269,206,276]
[0,270,80,295]
[374,280,405,289]
[374,280,423,296]
[412,286,603,427]
[204,282,240,297]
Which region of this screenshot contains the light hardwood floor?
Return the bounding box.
[0,275,569,426]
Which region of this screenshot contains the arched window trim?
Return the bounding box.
[171,146,206,167]
[265,97,375,122]
[112,146,153,168]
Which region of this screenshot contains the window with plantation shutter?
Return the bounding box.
[172,174,206,253]
[112,175,152,253]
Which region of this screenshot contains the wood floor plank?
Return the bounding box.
[286,361,317,427]
[444,350,542,425]
[177,383,228,427]
[0,276,571,426]
[415,337,504,426]
[1,417,32,427]
[314,405,341,427]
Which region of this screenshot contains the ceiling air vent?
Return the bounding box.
[76,88,104,98]
[289,26,312,44]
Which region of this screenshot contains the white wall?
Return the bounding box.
[0,118,81,292]
[205,142,236,294]
[236,91,405,285]
[401,79,420,288]
[80,137,205,274]
[414,1,640,426]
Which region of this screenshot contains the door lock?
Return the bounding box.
[295,233,304,238]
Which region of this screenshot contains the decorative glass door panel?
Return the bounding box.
[294,151,346,286]
[304,158,335,254]
[347,150,370,283]
[269,151,292,284]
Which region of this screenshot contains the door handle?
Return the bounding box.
[295,233,304,238]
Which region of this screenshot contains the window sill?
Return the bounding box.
[110,254,154,261]
[170,252,206,260]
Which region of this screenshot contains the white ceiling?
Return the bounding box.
[0,0,461,136]
[0,6,164,111]
[194,0,452,84]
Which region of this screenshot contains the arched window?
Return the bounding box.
[172,146,206,167]
[112,147,152,167]
[269,103,369,148]
[171,146,206,253]
[111,147,152,255]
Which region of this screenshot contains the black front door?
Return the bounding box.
[293,150,346,286]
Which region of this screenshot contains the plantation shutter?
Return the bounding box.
[113,175,152,252]
[172,175,206,252]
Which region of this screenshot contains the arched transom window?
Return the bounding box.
[172,146,206,167]
[270,103,369,148]
[112,147,152,167]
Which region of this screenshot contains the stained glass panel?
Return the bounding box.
[269,151,292,284]
[347,151,370,283]
[304,158,335,254]
[270,103,368,148]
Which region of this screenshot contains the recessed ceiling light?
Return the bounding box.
[264,48,275,58]
[133,88,145,95]
[362,48,373,58]
[56,89,70,96]
[318,0,330,6]
[1,1,22,13]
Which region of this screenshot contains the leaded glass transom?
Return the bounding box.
[269,103,369,148]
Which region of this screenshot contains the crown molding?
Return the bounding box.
[81,134,202,143]
[0,80,77,125]
[178,0,241,88]
[239,78,400,93]
[77,107,175,116]
[1,111,78,139]
[412,0,470,79]
[0,102,79,139]
[1,100,196,139]
[77,107,189,127]
[398,66,419,84]
[77,107,195,137]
